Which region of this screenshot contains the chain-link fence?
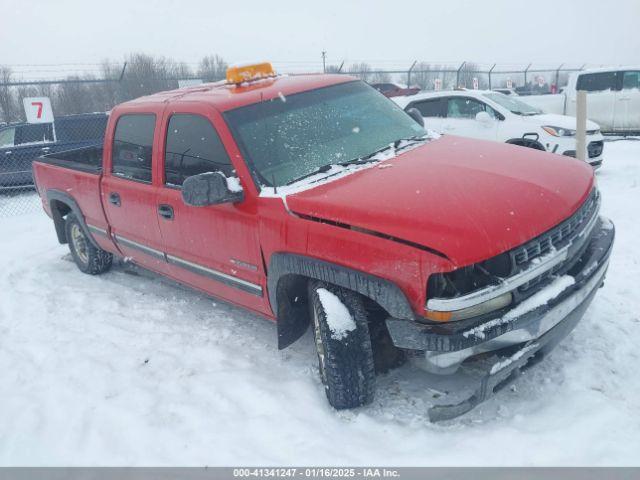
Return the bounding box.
[328,61,588,94]
[0,113,107,216]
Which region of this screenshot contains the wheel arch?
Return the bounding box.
[268,253,416,349]
[46,189,100,248]
[505,137,546,151]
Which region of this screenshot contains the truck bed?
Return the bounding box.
[32,146,112,248]
[37,145,103,174]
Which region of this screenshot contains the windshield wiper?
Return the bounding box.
[285,163,335,186]
[338,144,395,167]
[285,136,428,186]
[393,134,428,149]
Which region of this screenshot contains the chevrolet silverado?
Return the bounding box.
[32,63,615,421]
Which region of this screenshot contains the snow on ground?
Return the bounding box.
[0,140,639,466]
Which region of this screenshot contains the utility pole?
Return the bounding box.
[321,51,327,73]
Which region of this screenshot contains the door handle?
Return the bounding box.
[109,192,121,206]
[41,147,50,152]
[158,204,174,220]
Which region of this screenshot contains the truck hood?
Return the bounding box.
[523,113,600,131]
[286,136,595,267]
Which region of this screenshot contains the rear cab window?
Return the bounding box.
[112,114,156,183]
[164,114,233,187]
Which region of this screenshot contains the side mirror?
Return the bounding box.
[405,108,425,127]
[475,111,493,125]
[181,171,244,207]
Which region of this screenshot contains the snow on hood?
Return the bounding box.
[524,113,600,131]
[285,136,595,267]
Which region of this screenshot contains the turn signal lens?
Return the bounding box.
[423,310,453,322]
[423,292,513,323]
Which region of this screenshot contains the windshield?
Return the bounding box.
[224,81,425,187]
[483,92,542,115]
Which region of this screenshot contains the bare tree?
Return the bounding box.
[0,66,20,123]
[198,55,227,82]
[370,71,391,84]
[457,62,484,89]
[347,62,372,82]
[324,64,342,74]
[55,78,96,115]
[119,53,173,101]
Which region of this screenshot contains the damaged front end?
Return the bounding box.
[385,188,615,421]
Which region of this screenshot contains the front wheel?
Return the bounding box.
[308,281,375,409]
[65,213,113,275]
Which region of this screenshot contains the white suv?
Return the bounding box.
[394,90,604,169]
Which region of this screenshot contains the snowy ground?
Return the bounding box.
[1,140,639,466]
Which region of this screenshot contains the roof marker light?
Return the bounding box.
[226,62,276,85]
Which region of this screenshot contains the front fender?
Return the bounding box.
[268,253,416,349]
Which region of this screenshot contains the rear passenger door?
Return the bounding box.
[442,96,499,140]
[156,108,267,312]
[101,112,169,273]
[407,98,445,132]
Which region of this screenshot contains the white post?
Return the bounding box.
[575,90,587,161]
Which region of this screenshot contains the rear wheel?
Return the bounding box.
[65,213,113,275]
[308,281,375,409]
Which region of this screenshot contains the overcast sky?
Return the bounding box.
[1,0,639,74]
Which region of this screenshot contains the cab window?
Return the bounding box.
[0,127,15,148]
[576,72,617,92]
[447,97,498,119]
[622,71,640,90]
[410,98,444,117]
[15,123,54,145]
[112,114,156,183]
[164,114,233,187]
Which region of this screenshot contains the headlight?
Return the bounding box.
[542,126,575,137]
[424,292,513,322]
[424,253,513,323]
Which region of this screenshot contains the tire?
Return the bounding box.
[308,281,375,409]
[65,213,113,275]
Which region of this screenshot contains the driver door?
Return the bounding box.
[442,96,499,141]
[155,105,268,312]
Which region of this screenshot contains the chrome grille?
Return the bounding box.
[513,189,599,267]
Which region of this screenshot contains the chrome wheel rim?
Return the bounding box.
[70,223,89,264]
[313,307,328,384]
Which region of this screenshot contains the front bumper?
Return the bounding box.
[386,217,614,421]
[558,137,605,169]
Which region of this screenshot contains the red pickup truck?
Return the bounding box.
[33,63,614,421]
